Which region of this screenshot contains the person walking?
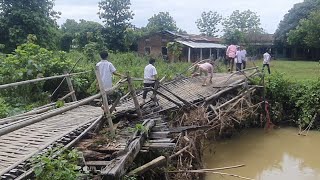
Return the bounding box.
[96,50,124,90]
[262,50,271,74]
[191,62,214,86]
[142,58,158,104]
[226,43,237,72]
[241,47,247,69]
[235,47,243,72]
[96,50,124,107]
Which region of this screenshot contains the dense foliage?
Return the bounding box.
[0,0,60,52]
[274,0,320,44]
[32,148,82,180]
[60,19,104,52]
[287,10,320,48]
[0,41,72,114]
[196,11,222,37]
[265,73,320,130]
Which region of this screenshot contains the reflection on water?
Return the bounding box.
[204,128,320,180]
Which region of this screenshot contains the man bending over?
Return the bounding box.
[192,62,214,86]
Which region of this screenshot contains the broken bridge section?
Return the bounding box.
[117,73,247,112]
[0,68,261,179]
[95,70,259,178]
[0,106,102,179]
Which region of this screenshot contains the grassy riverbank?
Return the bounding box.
[246,59,319,82]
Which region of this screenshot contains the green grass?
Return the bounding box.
[247,59,320,82]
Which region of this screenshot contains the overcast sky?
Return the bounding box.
[54,0,303,34]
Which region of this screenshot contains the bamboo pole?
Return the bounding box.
[126,72,142,118]
[95,66,115,137]
[64,71,77,101]
[128,156,166,176]
[59,91,75,101]
[0,106,53,125]
[128,145,190,176]
[0,71,90,89]
[168,164,245,173]
[205,81,246,102]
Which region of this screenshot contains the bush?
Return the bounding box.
[32,148,83,180]
[265,72,320,129]
[0,97,9,118]
[0,42,72,115]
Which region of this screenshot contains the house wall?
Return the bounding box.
[137,33,174,58]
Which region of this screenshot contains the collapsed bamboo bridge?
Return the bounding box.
[0,65,262,180]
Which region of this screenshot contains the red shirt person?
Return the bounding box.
[226,44,237,72]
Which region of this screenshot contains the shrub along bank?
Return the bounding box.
[265,72,320,130]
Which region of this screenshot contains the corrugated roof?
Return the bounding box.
[165,30,223,43]
[176,40,226,49]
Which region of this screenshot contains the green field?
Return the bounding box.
[247,59,320,82]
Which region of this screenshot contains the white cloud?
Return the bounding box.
[54,0,303,34]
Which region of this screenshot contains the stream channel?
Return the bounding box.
[204,128,320,180]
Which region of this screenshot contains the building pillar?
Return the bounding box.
[209,48,212,59]
[200,48,203,60]
[188,47,191,63]
[217,49,220,59]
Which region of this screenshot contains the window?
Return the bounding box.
[162,47,168,55]
[145,47,151,55]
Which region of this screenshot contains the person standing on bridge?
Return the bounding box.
[96,51,124,106]
[142,58,158,104]
[191,62,214,86]
[241,46,247,69]
[96,51,124,90]
[235,47,243,72]
[226,43,237,72]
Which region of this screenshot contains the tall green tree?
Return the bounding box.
[196,11,222,37]
[0,0,60,52]
[288,10,320,48]
[223,10,262,44]
[60,19,103,51]
[146,12,178,33]
[98,0,134,51]
[223,10,261,33]
[275,0,320,44]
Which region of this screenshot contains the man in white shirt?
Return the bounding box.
[262,50,271,74]
[240,47,247,69]
[96,51,123,90]
[235,47,242,72]
[142,58,157,104]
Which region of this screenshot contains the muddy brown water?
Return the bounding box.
[204,128,320,180]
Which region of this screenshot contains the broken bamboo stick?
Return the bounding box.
[0,71,90,89]
[64,71,77,101]
[128,145,190,176]
[126,72,142,118]
[95,66,115,136]
[128,156,166,176]
[168,164,245,173]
